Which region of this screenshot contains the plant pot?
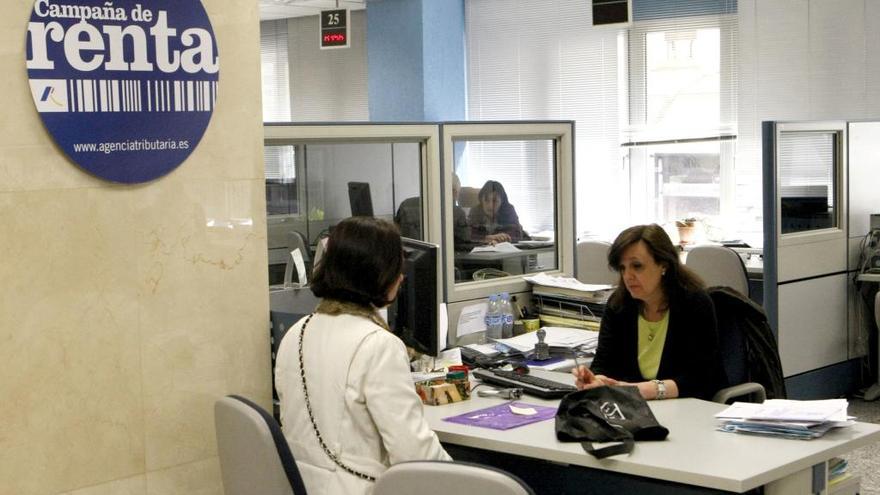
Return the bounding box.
[677,225,696,245]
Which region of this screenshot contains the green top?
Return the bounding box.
[637,310,670,380]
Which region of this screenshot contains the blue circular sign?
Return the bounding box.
[26,0,219,183]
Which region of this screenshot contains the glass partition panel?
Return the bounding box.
[265,139,423,286]
[452,138,558,283]
[777,132,838,235]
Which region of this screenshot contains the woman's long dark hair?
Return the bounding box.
[606,224,704,311]
[478,180,509,205]
[310,216,404,308]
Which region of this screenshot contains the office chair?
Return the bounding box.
[686,245,750,298]
[215,395,308,495]
[373,461,535,495]
[575,240,617,285]
[394,197,422,239]
[709,287,786,404]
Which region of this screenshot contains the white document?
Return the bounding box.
[433,347,462,369]
[464,343,502,357]
[524,272,614,292]
[439,302,448,352]
[470,241,521,254]
[456,302,488,337]
[715,399,849,422]
[291,248,307,286]
[493,327,599,353]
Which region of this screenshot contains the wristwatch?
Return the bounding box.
[653,379,667,400]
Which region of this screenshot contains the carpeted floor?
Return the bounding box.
[845,397,880,494]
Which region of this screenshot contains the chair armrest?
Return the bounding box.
[713,382,766,404]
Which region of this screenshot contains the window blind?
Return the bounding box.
[261,19,291,122]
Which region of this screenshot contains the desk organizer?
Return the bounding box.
[415,368,471,406]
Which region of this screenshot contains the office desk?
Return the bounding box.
[424,389,880,494]
[455,246,556,276]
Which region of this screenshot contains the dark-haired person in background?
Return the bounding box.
[275,216,449,495]
[572,224,721,400]
[468,180,525,244]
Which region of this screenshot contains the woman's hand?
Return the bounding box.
[571,366,619,390]
[485,233,511,244]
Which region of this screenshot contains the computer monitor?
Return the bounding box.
[389,238,442,356]
[348,181,374,217]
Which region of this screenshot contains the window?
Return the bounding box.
[778,132,838,235]
[625,12,738,242]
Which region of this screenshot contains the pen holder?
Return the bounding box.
[521,319,541,332]
[415,370,471,406]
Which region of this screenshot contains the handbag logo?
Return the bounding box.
[600,401,627,421]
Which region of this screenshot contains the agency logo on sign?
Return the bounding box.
[26,0,220,183]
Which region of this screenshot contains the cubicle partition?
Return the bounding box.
[263,121,576,349]
[763,120,880,398]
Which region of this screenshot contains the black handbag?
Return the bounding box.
[555,386,669,459]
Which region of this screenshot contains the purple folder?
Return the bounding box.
[443,402,558,430]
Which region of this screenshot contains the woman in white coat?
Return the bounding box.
[275,216,450,495]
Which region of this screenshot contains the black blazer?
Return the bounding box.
[591,287,720,400]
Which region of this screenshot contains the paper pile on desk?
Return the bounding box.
[492,327,599,354]
[715,399,855,439]
[524,272,613,298]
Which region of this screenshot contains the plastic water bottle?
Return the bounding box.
[485,294,503,341]
[499,292,515,339]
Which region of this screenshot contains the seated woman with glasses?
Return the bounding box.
[572,224,722,401]
[468,180,526,244]
[275,216,450,495]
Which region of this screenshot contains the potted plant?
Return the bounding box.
[676,217,699,245]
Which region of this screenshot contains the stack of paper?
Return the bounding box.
[492,327,599,354]
[524,272,614,302]
[715,399,855,440]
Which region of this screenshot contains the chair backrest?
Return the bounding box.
[373,461,534,495]
[686,245,749,297]
[458,186,481,209]
[575,240,617,285]
[214,395,307,495]
[394,196,422,239]
[708,287,786,402]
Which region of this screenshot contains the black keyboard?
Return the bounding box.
[473,368,577,399]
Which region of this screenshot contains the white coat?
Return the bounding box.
[275,312,450,495]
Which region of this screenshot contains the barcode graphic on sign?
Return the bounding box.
[64,79,218,113]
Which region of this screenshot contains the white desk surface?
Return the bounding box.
[424,373,880,493]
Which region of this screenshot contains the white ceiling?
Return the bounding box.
[259,0,366,21]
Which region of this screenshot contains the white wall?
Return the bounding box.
[737,0,880,241]
[1,1,268,494]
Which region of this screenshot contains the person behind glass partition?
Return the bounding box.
[468,180,525,244]
[275,217,450,495]
[572,224,722,401]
